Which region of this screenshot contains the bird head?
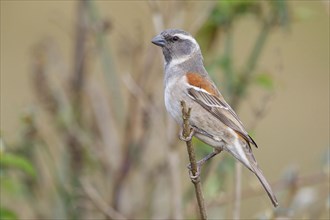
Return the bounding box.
[151,29,201,66]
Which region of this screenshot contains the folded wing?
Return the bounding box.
[187,87,258,148]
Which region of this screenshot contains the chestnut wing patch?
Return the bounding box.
[186,73,219,96]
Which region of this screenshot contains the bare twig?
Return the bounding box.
[81,179,127,220]
[181,101,207,220]
[148,0,165,33]
[72,0,88,98]
[168,150,183,219]
[233,162,242,220]
[231,14,275,109]
[189,2,217,35]
[86,81,120,171]
[86,0,123,122]
[248,92,274,131]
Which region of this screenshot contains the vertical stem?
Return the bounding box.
[181,101,207,220]
[71,4,88,147]
[68,1,88,218]
[223,27,235,95]
[72,0,88,112]
[86,0,123,122]
[231,19,272,109]
[168,151,183,219]
[233,162,242,220]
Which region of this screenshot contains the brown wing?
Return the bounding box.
[187,87,258,148]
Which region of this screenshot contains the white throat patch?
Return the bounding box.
[166,54,191,69]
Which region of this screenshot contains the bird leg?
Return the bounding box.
[187,148,222,181]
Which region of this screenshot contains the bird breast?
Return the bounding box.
[164,75,188,125]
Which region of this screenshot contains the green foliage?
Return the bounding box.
[0,207,18,220]
[197,0,261,51]
[255,73,274,90]
[269,0,290,26]
[204,175,221,198]
[1,177,26,197]
[214,0,261,21]
[197,0,289,106]
[0,139,36,220]
[193,137,212,157]
[0,153,36,178]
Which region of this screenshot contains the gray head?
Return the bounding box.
[151,29,202,66]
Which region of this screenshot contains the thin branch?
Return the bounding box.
[223,27,235,95]
[148,0,165,33]
[231,16,274,109]
[86,0,123,122]
[81,179,127,220]
[86,81,120,171]
[72,0,88,98]
[248,92,274,131]
[233,162,242,220]
[181,101,207,220]
[189,2,217,35]
[168,151,183,219]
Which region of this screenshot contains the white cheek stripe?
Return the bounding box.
[174,33,199,47]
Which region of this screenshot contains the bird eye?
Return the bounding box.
[172,36,179,41]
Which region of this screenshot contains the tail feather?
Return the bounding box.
[252,164,279,207]
[226,143,279,207]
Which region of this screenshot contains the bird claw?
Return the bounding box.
[187,161,202,183]
[179,127,195,142]
[189,171,200,183]
[179,133,192,142]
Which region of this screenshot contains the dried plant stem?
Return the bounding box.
[181,101,207,220]
[168,151,183,219]
[72,0,88,110]
[148,0,164,33]
[230,14,274,109]
[233,162,242,220]
[81,180,127,220]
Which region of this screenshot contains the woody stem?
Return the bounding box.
[181,101,207,220]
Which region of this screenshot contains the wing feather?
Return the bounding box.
[188,87,258,148]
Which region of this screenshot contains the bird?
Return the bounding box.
[151,29,278,207]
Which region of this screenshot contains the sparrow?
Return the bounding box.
[151,29,278,207]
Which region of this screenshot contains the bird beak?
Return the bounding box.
[151,34,165,47]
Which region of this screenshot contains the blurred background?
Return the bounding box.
[0,1,329,219]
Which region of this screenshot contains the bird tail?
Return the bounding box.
[252,164,279,207]
[226,143,279,207]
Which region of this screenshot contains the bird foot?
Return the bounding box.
[187,161,203,183]
[179,127,195,142]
